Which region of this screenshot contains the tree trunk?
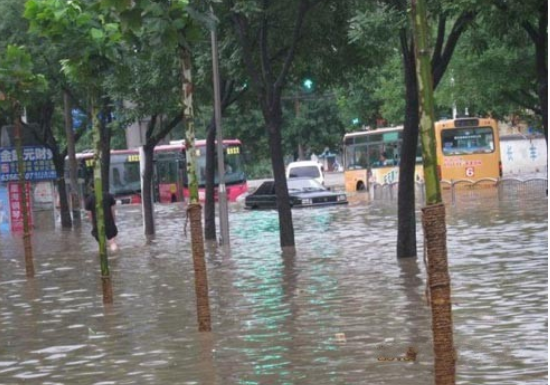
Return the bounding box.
[412,0,455,383]
[99,107,112,195]
[142,144,156,236]
[63,91,81,225]
[535,11,547,143]
[266,112,295,250]
[397,36,419,259]
[13,109,34,278]
[204,117,216,241]
[92,98,113,305]
[52,151,72,229]
[55,174,72,229]
[180,47,211,332]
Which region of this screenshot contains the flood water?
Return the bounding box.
[0,188,547,385]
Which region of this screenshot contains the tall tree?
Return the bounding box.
[350,1,476,258]
[1,0,89,229]
[224,0,358,250]
[107,0,213,331]
[390,0,477,258]
[106,49,183,237]
[0,45,47,278]
[225,0,306,249]
[26,0,126,303]
[411,0,455,382]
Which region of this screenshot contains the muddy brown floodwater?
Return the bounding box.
[0,188,547,384]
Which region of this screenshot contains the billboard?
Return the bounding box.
[0,146,57,182]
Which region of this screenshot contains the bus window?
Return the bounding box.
[345,145,369,170]
[441,127,495,155]
[192,144,246,187]
[368,147,381,167]
[111,162,140,195]
[156,159,178,183]
[369,143,400,167]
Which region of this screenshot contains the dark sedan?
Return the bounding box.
[245,177,348,210]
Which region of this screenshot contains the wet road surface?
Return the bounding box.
[0,189,547,384]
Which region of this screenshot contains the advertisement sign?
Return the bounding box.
[0,146,57,182]
[8,182,32,232]
[0,186,9,233]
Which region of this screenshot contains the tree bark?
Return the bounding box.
[51,151,72,229]
[422,203,454,384]
[204,118,217,241]
[92,98,113,305]
[13,109,34,278]
[534,10,547,143]
[180,47,211,332]
[397,33,419,259]
[189,203,211,331]
[266,111,295,250]
[99,103,112,195]
[55,173,72,229]
[142,144,156,236]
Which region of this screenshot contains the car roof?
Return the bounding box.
[256,177,320,189]
[287,160,321,167]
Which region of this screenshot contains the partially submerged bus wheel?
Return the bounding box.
[356,181,366,191]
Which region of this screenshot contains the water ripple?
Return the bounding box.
[0,195,546,384]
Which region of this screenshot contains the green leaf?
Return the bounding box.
[119,8,143,32]
[91,28,104,41]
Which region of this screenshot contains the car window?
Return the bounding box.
[255,181,275,194]
[288,166,320,178]
[288,179,325,192]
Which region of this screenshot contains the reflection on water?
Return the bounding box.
[0,191,546,384]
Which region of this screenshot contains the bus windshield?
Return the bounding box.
[196,144,245,186]
[110,154,141,196]
[441,126,495,155]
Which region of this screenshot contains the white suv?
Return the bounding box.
[286,160,325,185]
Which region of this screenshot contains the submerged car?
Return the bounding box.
[245,177,348,210]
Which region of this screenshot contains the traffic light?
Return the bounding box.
[302,78,314,91]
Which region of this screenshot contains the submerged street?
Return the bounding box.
[0,188,547,384]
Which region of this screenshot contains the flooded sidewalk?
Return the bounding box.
[0,193,547,384]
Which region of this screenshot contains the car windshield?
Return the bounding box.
[288,178,326,193]
[288,165,320,178]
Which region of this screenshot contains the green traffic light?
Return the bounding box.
[303,78,313,90]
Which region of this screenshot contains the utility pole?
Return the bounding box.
[210,7,230,247]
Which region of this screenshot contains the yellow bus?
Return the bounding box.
[342,126,424,192]
[342,117,502,193]
[434,117,502,182]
